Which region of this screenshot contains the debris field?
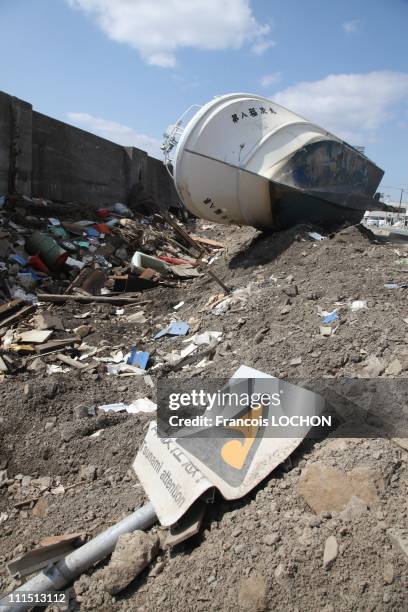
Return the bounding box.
[0,194,407,611]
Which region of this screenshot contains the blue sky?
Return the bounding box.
[1,0,407,202]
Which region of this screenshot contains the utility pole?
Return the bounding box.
[399,188,404,211]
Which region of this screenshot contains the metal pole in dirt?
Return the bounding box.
[0,503,157,612]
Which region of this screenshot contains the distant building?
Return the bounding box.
[364,209,408,228]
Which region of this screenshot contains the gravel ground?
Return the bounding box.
[1,220,407,611]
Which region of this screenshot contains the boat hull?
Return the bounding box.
[170,93,384,230]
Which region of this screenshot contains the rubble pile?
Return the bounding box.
[0,194,408,611]
[0,194,222,377]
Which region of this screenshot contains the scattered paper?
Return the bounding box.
[127,398,157,414]
[154,320,190,339]
[349,300,368,311]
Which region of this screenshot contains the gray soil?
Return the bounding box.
[1,218,408,611]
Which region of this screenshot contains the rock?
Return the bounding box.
[21,476,31,488]
[74,404,90,419]
[97,531,159,595]
[23,384,31,396]
[384,359,402,376]
[74,325,93,338]
[79,465,97,481]
[280,305,291,315]
[263,533,280,546]
[27,358,46,372]
[44,381,58,399]
[289,357,302,366]
[0,470,8,487]
[298,462,384,513]
[254,328,269,344]
[282,284,298,298]
[383,563,394,585]
[36,476,52,489]
[238,575,268,611]
[149,560,165,577]
[274,563,285,581]
[359,355,385,377]
[387,528,408,560]
[339,496,369,521]
[32,497,48,518]
[34,312,64,331]
[323,536,338,570]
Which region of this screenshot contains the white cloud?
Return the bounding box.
[343,19,360,34]
[67,0,274,67]
[260,71,281,87]
[251,37,276,55]
[66,112,162,158]
[273,71,408,143]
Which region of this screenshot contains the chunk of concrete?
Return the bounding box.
[323,535,338,569]
[238,575,268,611]
[34,312,64,331]
[384,359,402,377]
[388,528,408,561]
[359,355,385,378]
[299,462,384,513]
[98,531,159,595]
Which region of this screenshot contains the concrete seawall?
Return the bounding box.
[0,90,179,210]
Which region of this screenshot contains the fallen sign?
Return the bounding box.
[133,365,325,525]
[1,367,324,609]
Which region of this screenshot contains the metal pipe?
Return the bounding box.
[0,503,157,612]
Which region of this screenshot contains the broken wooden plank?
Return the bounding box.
[7,535,85,578]
[0,299,24,319]
[35,337,78,354]
[0,305,35,328]
[158,212,231,293]
[18,330,53,344]
[56,353,87,369]
[37,294,147,305]
[14,496,41,509]
[190,235,225,249]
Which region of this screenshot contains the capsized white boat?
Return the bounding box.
[162,93,384,230]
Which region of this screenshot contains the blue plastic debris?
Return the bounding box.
[9,254,27,266]
[322,309,338,324]
[85,227,100,238]
[154,321,190,339]
[0,195,6,208]
[127,347,149,369]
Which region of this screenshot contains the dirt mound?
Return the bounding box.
[1,216,408,611]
